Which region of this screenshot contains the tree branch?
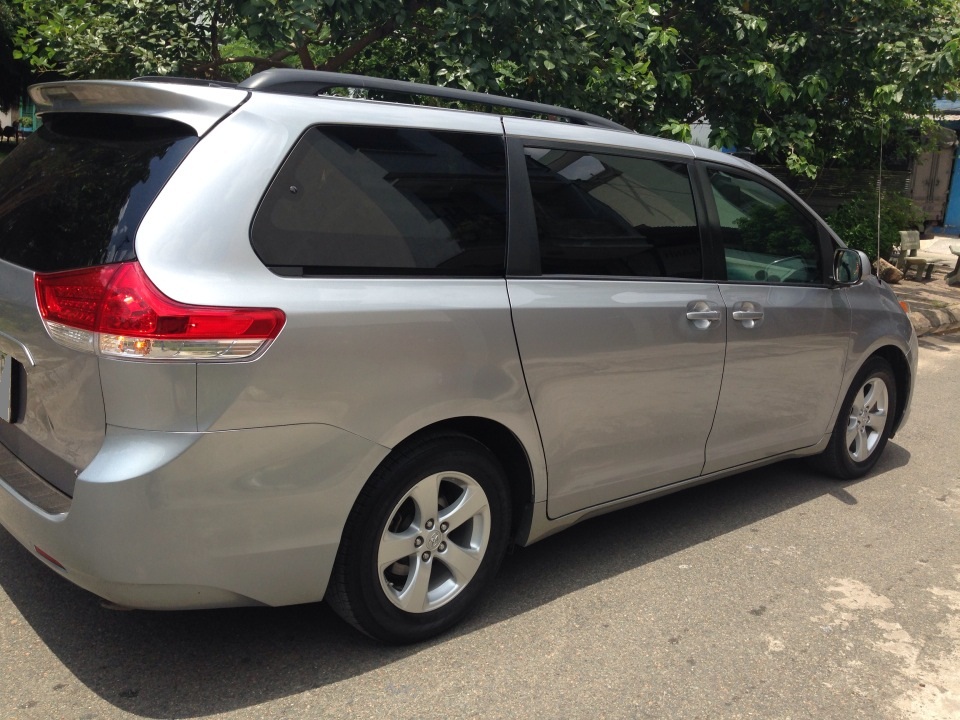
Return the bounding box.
[211,0,222,62]
[320,0,427,71]
[320,20,399,71]
[269,47,297,63]
[297,43,316,70]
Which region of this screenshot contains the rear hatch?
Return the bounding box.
[0,81,246,500]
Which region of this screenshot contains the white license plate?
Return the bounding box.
[0,351,11,423]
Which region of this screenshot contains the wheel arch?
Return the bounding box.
[379,416,536,542]
[869,345,912,437]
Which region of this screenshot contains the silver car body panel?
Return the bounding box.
[520,434,837,546]
[837,276,918,429]
[0,261,106,481]
[702,283,851,473]
[99,358,199,432]
[508,280,725,518]
[0,423,389,608]
[520,276,917,546]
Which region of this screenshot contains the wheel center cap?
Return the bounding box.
[427,530,442,550]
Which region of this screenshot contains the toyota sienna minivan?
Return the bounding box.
[0,69,917,642]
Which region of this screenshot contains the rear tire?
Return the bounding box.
[327,434,511,644]
[815,357,896,480]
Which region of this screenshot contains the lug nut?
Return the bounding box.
[440,522,448,532]
[421,551,431,562]
[414,537,424,547]
[438,542,447,552]
[425,519,435,530]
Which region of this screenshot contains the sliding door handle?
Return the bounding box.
[686,301,721,329]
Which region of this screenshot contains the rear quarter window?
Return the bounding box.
[251,126,508,277]
[0,114,197,272]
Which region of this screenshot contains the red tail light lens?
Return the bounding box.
[36,262,285,360]
[35,265,118,333]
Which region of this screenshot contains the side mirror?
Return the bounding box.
[833,248,867,285]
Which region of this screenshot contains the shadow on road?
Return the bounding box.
[0,447,910,717]
[919,332,960,351]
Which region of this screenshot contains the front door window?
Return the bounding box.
[709,169,823,285]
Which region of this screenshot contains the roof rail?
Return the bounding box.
[238,69,631,132]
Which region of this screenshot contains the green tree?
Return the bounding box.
[10,0,960,176]
[649,0,960,177]
[0,0,31,110]
[13,1,216,78]
[827,189,924,260]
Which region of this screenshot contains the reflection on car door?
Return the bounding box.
[701,168,851,474]
[508,144,726,518]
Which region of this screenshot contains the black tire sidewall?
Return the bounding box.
[829,358,897,479]
[339,436,511,644]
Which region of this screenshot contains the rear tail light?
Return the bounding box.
[35,261,285,361]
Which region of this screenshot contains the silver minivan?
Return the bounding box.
[0,70,917,643]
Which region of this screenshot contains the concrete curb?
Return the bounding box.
[898,235,960,337]
[907,303,960,337]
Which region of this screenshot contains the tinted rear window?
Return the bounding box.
[251,126,508,277]
[0,114,197,272]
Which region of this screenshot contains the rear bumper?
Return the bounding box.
[0,423,388,609]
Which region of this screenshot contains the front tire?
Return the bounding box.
[327,434,511,644]
[816,357,897,480]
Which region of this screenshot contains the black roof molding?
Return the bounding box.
[238,69,631,132]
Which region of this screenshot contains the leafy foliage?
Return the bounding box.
[9,0,960,176]
[736,203,816,259]
[0,0,32,109]
[660,0,960,177]
[826,189,925,261]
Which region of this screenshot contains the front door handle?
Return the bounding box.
[686,301,721,330]
[732,301,764,328]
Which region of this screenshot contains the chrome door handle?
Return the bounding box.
[732,301,764,328]
[686,301,721,329]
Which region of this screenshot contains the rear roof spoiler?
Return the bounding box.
[29,80,249,136]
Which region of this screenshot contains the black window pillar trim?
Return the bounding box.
[505,136,541,277]
[689,160,725,282]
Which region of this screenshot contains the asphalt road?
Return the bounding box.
[2,334,959,720]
